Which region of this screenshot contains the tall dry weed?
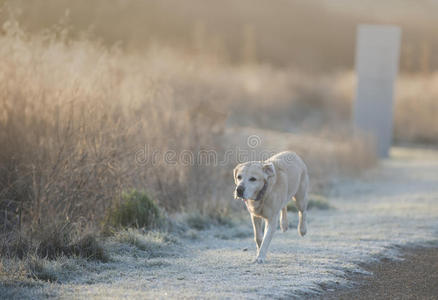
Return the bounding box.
[0,23,225,237]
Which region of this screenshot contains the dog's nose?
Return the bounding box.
[236,186,244,197]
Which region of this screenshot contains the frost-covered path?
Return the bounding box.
[44,147,438,299]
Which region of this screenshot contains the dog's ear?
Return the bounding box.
[263,162,276,179]
[233,164,241,182]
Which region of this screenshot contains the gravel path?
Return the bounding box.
[15,146,438,299]
[320,245,438,299]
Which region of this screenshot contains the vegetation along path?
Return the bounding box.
[9,147,438,299]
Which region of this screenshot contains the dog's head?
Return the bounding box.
[233,161,276,201]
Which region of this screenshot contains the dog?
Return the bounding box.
[233,151,309,263]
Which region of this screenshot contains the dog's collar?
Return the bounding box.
[255,180,268,201]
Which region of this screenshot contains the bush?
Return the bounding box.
[103,190,161,231]
[68,234,109,262]
[27,257,59,282]
[0,222,108,263]
[0,235,30,260]
[185,213,211,230]
[184,211,233,231]
[35,223,109,262]
[114,229,177,257]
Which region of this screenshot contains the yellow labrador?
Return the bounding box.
[234,151,309,263]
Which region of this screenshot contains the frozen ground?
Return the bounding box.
[9,146,438,299]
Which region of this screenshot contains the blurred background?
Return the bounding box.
[3,0,438,72]
[0,0,437,254]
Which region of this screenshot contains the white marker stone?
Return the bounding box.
[354,25,401,157]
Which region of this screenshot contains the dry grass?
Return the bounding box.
[394,73,438,143]
[0,24,229,284]
[330,72,438,144]
[0,21,224,231]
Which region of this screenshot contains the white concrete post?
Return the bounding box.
[354,25,401,158]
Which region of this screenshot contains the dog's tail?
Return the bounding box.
[298,210,307,236]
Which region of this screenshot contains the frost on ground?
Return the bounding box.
[5,146,438,299]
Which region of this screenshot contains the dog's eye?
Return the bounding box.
[237,175,242,180]
[249,177,256,182]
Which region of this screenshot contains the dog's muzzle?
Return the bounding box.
[236,186,244,198]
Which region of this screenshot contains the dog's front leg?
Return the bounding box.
[250,214,263,254]
[254,213,279,263]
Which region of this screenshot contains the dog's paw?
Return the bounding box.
[280,223,288,232]
[298,224,307,236]
[253,257,265,264]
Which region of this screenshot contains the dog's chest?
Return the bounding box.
[246,201,266,218]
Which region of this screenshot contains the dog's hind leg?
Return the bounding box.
[294,174,309,237]
[297,209,307,237]
[280,206,288,232]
